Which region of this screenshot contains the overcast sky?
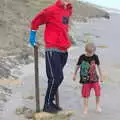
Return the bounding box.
[80,0,120,9]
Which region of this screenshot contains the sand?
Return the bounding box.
[0,13,120,120]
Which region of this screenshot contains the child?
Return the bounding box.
[73,43,103,114]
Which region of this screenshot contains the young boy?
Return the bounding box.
[73,43,103,114]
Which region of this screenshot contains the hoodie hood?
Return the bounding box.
[56,0,72,9]
[56,0,64,7]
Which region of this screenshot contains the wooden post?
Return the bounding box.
[34,46,40,112]
[55,89,59,106]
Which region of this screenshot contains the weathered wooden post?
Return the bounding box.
[34,46,40,112]
[55,89,59,107]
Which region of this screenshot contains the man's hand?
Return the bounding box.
[100,80,103,83]
[99,76,104,88]
[100,76,104,83]
[35,42,41,47]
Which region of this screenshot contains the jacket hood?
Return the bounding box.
[55,0,72,9]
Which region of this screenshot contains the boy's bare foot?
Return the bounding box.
[96,107,102,112]
[83,108,88,115]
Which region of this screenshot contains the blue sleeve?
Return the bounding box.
[29,30,37,46]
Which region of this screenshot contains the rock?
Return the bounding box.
[0,86,12,94]
[23,99,35,111]
[24,109,34,119]
[33,110,74,120]
[0,66,11,79]
[24,96,34,100]
[57,111,73,118]
[0,86,12,103]
[33,112,53,120]
[11,69,23,77]
[16,106,34,119]
[16,107,25,115]
[15,106,28,115]
[0,57,17,79]
[15,53,33,65]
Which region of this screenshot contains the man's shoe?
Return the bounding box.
[43,104,58,113]
[52,103,63,111]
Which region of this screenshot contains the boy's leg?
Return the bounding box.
[96,96,102,112]
[93,82,101,112]
[82,84,91,114]
[55,52,68,107]
[61,52,68,69]
[83,97,89,114]
[44,51,67,112]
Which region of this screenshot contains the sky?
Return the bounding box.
[80,0,120,9]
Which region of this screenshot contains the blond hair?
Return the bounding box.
[85,42,96,52]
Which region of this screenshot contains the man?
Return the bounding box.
[29,0,72,113]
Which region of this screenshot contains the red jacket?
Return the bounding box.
[31,0,72,51]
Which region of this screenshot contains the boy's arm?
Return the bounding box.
[73,65,80,81]
[29,8,51,47]
[97,65,103,82]
[31,8,50,30]
[73,56,82,81]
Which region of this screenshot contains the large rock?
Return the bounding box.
[33,111,73,120]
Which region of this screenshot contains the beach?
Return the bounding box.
[0,13,120,120]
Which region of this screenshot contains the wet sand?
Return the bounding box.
[1,13,120,120]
